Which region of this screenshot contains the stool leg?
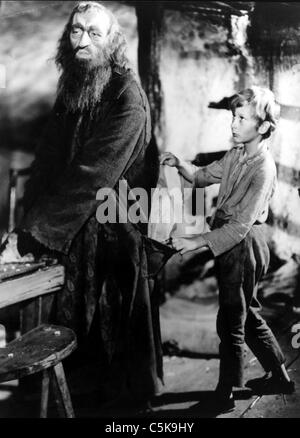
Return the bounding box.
[52,362,75,418]
[40,369,50,418]
[51,369,65,418]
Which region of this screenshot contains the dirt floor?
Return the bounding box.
[0,297,299,419]
[0,256,299,419]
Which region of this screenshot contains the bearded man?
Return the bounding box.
[8,1,173,410]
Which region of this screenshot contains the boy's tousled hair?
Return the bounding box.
[230,86,280,139]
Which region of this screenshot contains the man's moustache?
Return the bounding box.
[75,47,91,55]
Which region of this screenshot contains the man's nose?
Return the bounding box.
[78,31,91,48]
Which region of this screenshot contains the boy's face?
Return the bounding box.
[231,103,261,145]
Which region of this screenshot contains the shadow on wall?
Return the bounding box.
[0,147,34,237]
[0,101,53,235]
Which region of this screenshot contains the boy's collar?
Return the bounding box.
[235,141,269,164]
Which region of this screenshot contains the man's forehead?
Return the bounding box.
[72,8,111,33]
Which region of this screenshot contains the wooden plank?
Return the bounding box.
[0,265,65,309]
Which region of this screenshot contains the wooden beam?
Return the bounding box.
[136,2,164,146]
[122,1,253,16]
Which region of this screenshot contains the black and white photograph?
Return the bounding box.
[0,0,299,422]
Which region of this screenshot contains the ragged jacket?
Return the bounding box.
[20,67,175,398]
[194,143,277,257]
[21,67,156,253]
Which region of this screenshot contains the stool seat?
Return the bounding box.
[0,324,77,418]
[0,324,76,382]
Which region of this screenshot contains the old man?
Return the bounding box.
[12,1,171,409]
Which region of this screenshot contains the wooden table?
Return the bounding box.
[0,264,65,337]
[0,265,65,310]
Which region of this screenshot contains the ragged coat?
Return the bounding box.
[20,67,174,400]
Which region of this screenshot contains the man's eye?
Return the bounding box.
[71,28,82,35]
[90,32,101,38]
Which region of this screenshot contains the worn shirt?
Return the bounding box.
[194,142,277,257]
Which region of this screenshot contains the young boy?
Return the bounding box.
[161,86,295,412]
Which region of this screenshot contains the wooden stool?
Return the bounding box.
[0,324,77,418]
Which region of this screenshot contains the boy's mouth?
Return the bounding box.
[232,133,241,143]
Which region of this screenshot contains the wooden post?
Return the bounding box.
[136,2,165,150]
[136,3,167,300]
[40,369,50,418]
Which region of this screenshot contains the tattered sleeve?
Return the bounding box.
[194,153,227,188]
[201,167,275,257]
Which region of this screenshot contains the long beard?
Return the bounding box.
[57,49,112,115]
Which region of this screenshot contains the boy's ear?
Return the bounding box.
[258,121,270,135]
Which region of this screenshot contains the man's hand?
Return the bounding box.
[160,152,180,168]
[172,235,208,255]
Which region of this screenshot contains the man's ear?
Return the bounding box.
[258,121,270,135]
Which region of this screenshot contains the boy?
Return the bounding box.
[161,86,295,413]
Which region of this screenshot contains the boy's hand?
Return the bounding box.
[172,235,208,255]
[160,152,180,167]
